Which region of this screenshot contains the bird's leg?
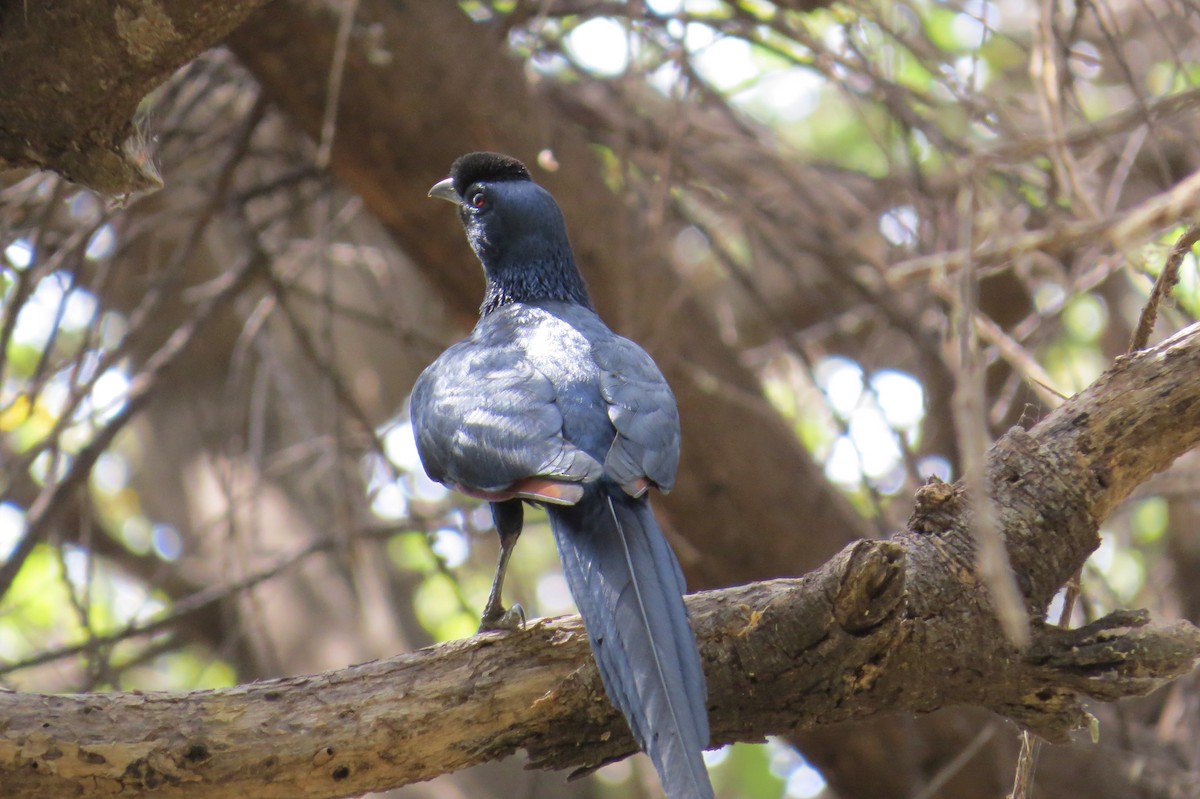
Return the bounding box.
[479,499,526,632]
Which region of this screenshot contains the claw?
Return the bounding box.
[479,602,525,633]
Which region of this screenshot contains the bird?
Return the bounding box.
[410,152,713,799]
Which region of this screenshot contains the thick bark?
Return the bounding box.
[0,0,271,194]
[1,572,1196,799]
[4,322,1200,799]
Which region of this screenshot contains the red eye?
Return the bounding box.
[470,191,486,209]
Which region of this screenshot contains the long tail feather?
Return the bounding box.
[548,483,712,799]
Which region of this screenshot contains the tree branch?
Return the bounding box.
[4,323,1200,799]
[0,0,271,194]
[1,563,1196,799]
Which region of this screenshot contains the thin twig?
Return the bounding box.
[1010,568,1083,799]
[1008,729,1042,799]
[951,183,1030,648]
[316,0,360,169]
[0,250,267,602]
[0,521,423,678]
[1128,223,1200,352]
[888,168,1200,286]
[914,723,999,799]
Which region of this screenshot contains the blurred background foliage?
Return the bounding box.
[3,0,1200,797]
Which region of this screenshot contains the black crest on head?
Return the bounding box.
[449,152,532,198]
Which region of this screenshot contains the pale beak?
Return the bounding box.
[427,177,460,204]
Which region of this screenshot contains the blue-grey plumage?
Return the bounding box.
[411,152,712,798]
[549,484,711,799]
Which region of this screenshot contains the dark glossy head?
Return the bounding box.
[447,152,530,198]
[429,152,590,313]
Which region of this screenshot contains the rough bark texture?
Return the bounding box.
[0,569,1196,799]
[0,0,270,194]
[3,323,1200,799]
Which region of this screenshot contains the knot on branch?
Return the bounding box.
[907,476,963,534]
[905,428,1103,612]
[835,540,906,633]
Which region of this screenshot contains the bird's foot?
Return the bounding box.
[479,602,525,633]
